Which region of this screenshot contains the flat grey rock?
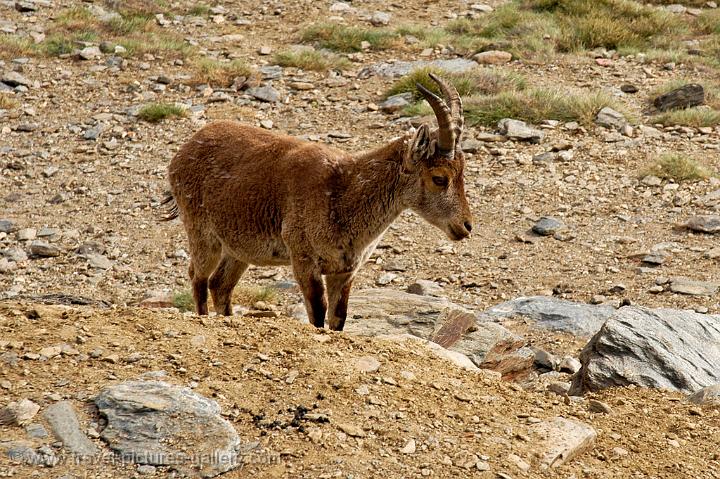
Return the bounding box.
[246,85,280,103]
[483,296,615,337]
[688,384,720,406]
[686,215,720,234]
[595,107,626,130]
[669,277,718,296]
[95,380,241,478]
[532,216,565,236]
[43,401,98,457]
[571,307,720,394]
[497,118,544,143]
[363,58,478,78]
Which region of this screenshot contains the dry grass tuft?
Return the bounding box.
[641,153,714,182]
[0,94,19,109]
[273,49,350,71]
[301,23,399,52]
[189,58,254,86]
[387,66,526,100]
[653,108,720,127]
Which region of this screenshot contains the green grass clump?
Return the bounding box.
[189,58,254,86]
[395,25,453,48]
[463,88,624,126]
[641,153,714,182]
[387,66,527,100]
[301,23,399,52]
[187,4,211,16]
[653,108,720,127]
[273,49,350,71]
[173,290,194,312]
[34,5,190,58]
[137,103,187,122]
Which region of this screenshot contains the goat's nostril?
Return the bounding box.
[464,221,473,233]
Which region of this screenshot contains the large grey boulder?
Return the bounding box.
[570,307,720,395]
[291,289,521,367]
[483,296,615,337]
[95,381,241,478]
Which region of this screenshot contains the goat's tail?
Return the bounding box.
[159,191,179,222]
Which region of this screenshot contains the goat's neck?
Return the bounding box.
[334,137,412,246]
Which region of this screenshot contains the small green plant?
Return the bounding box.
[137,103,187,122]
[641,153,714,182]
[173,290,194,312]
[696,9,720,35]
[187,4,211,16]
[301,23,399,52]
[395,25,452,48]
[273,49,350,71]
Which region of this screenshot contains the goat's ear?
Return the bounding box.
[403,124,434,173]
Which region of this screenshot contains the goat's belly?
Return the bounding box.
[217,232,290,266]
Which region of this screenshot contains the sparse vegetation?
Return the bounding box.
[395,25,452,49]
[302,23,399,52]
[172,290,194,312]
[386,67,527,100]
[273,49,350,71]
[653,107,720,127]
[137,103,187,122]
[233,285,278,306]
[187,4,211,16]
[0,34,35,58]
[641,153,714,182]
[462,88,624,127]
[189,58,254,86]
[34,5,190,58]
[696,9,720,35]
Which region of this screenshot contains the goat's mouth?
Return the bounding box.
[447,224,470,241]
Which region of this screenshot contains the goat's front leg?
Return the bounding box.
[292,258,327,328]
[325,272,354,331]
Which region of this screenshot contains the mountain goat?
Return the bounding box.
[163,73,472,330]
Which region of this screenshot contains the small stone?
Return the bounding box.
[258,46,272,55]
[559,357,581,374]
[595,107,627,130]
[86,253,112,269]
[355,356,381,373]
[669,278,718,296]
[588,399,613,414]
[337,423,366,437]
[687,384,720,406]
[648,285,664,294]
[79,46,102,60]
[0,219,16,233]
[621,84,638,94]
[17,227,36,241]
[371,11,391,26]
[247,85,280,103]
[406,279,443,297]
[0,399,40,426]
[531,417,597,468]
[260,119,273,129]
[642,175,662,186]
[25,423,48,439]
[508,453,531,472]
[1,71,32,88]
[30,241,62,257]
[547,382,571,396]
[686,215,720,234]
[137,465,157,475]
[400,438,416,454]
[498,118,544,143]
[473,50,512,65]
[532,217,564,236]
[376,272,397,285]
[44,401,98,457]
[380,93,412,113]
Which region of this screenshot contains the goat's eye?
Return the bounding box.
[432,176,449,187]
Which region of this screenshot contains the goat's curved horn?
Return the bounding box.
[416,81,455,154]
[428,72,463,137]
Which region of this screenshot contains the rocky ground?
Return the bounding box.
[2,0,720,477]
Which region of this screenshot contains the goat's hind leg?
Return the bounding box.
[209,254,248,316]
[187,234,221,315]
